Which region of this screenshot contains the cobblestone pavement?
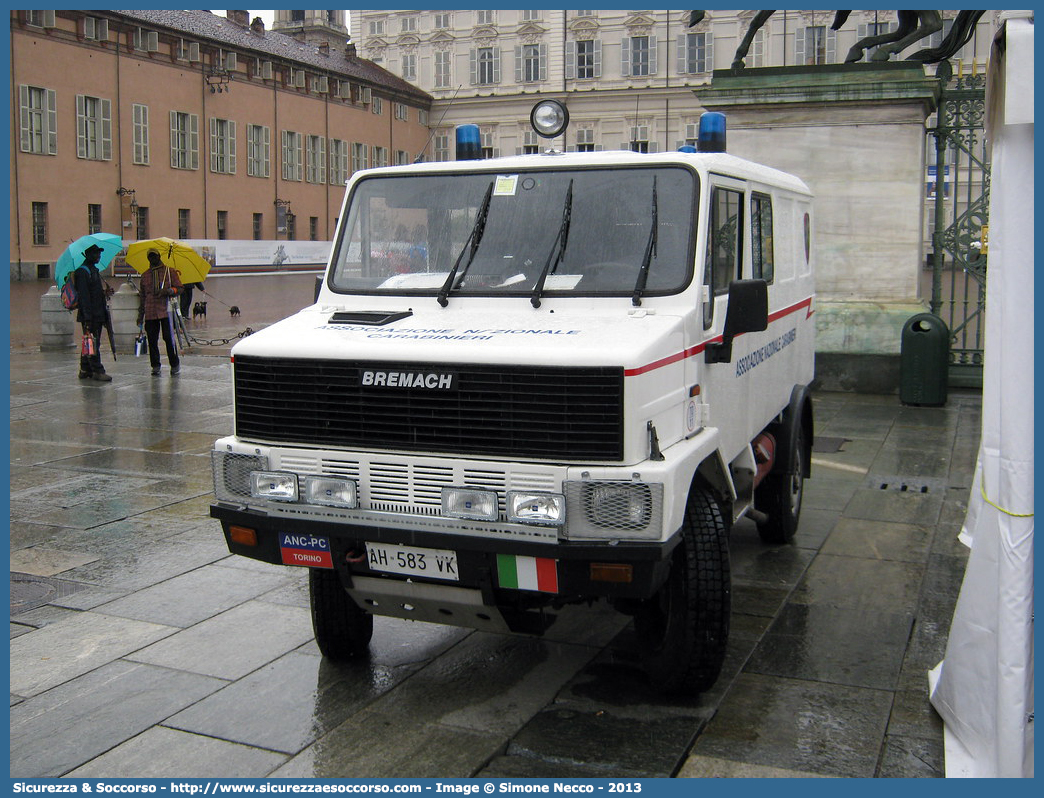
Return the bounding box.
[9,276,980,778]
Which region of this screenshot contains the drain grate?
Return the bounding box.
[870,476,948,495]
[812,436,849,453]
[10,572,86,615]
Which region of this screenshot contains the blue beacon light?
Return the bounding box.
[455,124,481,160]
[697,112,727,153]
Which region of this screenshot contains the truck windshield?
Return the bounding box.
[328,166,698,298]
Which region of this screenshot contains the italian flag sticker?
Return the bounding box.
[497,554,559,593]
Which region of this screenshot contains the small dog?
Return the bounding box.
[229,305,241,318]
[192,301,207,321]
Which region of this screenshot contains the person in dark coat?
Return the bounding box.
[73,244,113,381]
[179,281,204,319]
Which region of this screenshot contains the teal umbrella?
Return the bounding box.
[55,232,124,285]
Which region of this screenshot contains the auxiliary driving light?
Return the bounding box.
[304,476,358,508]
[250,471,299,502]
[442,487,499,521]
[530,99,569,139]
[507,492,565,526]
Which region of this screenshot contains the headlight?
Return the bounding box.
[251,471,298,502]
[507,492,565,526]
[442,487,498,521]
[304,476,357,508]
[585,482,653,529]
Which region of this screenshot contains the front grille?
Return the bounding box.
[234,357,624,461]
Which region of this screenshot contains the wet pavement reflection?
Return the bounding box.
[9,275,979,778]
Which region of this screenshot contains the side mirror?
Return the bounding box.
[705,279,768,364]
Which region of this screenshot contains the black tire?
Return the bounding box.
[755,422,808,544]
[635,486,731,695]
[308,567,373,660]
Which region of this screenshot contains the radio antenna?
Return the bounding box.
[632,93,640,151]
[415,84,463,163]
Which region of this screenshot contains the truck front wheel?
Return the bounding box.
[309,568,374,660]
[635,486,731,695]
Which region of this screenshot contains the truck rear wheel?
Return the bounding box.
[309,568,373,660]
[635,486,730,695]
[755,422,808,544]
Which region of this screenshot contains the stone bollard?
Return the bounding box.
[40,285,75,350]
[109,281,141,355]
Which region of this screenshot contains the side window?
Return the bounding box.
[751,192,774,282]
[703,187,743,329]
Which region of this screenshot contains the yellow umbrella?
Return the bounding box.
[125,237,212,284]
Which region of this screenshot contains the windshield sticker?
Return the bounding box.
[493,175,519,196]
[315,324,581,342]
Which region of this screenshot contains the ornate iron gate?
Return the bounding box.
[927,63,989,388]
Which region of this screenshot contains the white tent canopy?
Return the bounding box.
[928,10,1034,779]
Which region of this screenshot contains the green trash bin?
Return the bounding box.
[900,313,949,406]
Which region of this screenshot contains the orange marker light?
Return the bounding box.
[229,525,258,546]
[590,563,633,583]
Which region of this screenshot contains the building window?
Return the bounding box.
[306,135,326,184]
[31,202,48,245]
[521,10,541,22]
[747,29,765,68]
[135,206,149,240]
[131,103,149,164]
[395,102,409,121]
[170,111,199,170]
[472,47,499,85]
[252,213,263,240]
[576,128,596,153]
[435,50,452,88]
[400,16,417,33]
[419,109,429,126]
[434,131,450,162]
[480,130,496,160]
[576,11,594,18]
[178,208,190,239]
[286,213,296,241]
[395,150,410,165]
[476,11,495,25]
[216,210,228,240]
[18,85,56,155]
[797,26,834,66]
[368,20,384,36]
[309,216,319,241]
[518,43,545,83]
[76,95,112,161]
[629,125,649,153]
[351,142,368,173]
[858,21,898,61]
[282,130,303,181]
[371,146,388,168]
[329,139,349,185]
[521,131,539,155]
[401,54,416,81]
[290,10,304,23]
[372,96,383,115]
[209,118,236,174]
[26,10,56,28]
[679,32,713,74]
[751,193,774,282]
[88,204,102,235]
[433,12,451,29]
[623,35,655,77]
[568,39,601,79]
[246,124,270,178]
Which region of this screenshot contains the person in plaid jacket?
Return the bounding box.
[136,249,183,376]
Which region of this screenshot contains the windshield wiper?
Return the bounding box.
[631,176,658,307]
[437,179,495,307]
[531,180,574,309]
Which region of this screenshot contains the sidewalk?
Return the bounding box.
[9,286,979,778]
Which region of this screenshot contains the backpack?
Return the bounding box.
[60,273,79,311]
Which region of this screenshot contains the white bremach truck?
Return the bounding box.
[210,107,815,695]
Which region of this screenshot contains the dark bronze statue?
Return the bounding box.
[688,10,986,70]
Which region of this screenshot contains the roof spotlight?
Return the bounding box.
[530,99,569,139]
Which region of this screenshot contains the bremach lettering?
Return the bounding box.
[361,371,456,389]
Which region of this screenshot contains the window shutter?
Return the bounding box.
[595,144,604,152]
[827,28,837,63]
[492,48,500,83]
[621,37,631,77]
[795,27,806,65]
[189,113,199,170]
[649,35,658,75]
[228,120,236,174]
[18,86,30,152]
[97,19,109,42]
[46,89,57,155]
[170,110,178,168]
[564,40,575,79]
[100,99,112,160]
[189,42,201,62]
[263,125,270,178]
[133,104,146,163]
[210,118,218,173]
[281,130,289,180]
[226,52,237,71]
[76,95,87,159]
[317,136,324,182]
[648,141,659,153]
[514,46,523,83]
[706,32,714,71]
[677,34,687,73]
[539,43,547,81]
[469,50,477,85]
[593,40,602,77]
[296,135,303,181]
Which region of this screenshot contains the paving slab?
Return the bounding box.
[67,726,287,779]
[789,552,925,615]
[10,611,177,697]
[9,546,100,576]
[10,660,225,777]
[819,517,933,563]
